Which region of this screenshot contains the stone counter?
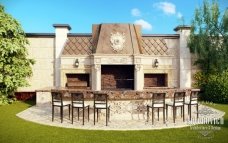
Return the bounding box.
[36,87,197,105]
[36,87,200,119]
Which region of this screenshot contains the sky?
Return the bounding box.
[1,0,227,34]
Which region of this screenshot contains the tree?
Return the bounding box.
[188,0,228,103]
[0,5,34,101]
[188,0,228,74]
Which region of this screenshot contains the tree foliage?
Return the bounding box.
[194,71,228,103]
[0,5,34,98]
[188,0,228,74]
[188,0,228,103]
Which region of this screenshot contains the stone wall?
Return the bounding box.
[191,54,200,87]
[18,37,54,91]
[141,36,179,88]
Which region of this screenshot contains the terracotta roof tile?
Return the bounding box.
[62,36,92,55]
[62,36,169,56]
[141,37,168,55]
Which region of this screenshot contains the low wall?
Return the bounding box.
[36,87,195,120]
[36,87,193,104]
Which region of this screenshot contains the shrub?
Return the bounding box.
[194,71,228,103]
[0,95,16,106]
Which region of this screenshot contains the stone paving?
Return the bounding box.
[16,104,225,130]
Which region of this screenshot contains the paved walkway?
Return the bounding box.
[16,104,225,130]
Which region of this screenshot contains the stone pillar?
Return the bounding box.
[36,91,51,106]
[53,24,71,87]
[92,64,101,91]
[134,64,144,90]
[174,25,191,88]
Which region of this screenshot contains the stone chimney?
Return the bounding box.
[174,25,191,88]
[53,24,71,87]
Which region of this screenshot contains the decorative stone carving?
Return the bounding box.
[109,100,149,115]
[94,64,101,71]
[95,58,101,63]
[107,58,127,64]
[110,32,126,52]
[135,64,142,71]
[135,58,141,64]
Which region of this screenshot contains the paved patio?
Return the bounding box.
[16,104,225,130]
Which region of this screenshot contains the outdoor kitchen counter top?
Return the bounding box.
[36,87,196,100]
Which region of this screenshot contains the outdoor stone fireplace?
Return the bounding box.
[57,23,192,91]
[33,23,195,121]
[20,22,194,96]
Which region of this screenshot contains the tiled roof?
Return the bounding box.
[62,36,92,55]
[62,36,169,56]
[141,37,168,55]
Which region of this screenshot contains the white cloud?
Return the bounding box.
[134,19,152,30]
[177,12,183,18]
[131,8,141,17]
[154,2,176,15]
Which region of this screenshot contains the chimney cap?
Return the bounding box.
[174,25,191,32]
[53,24,71,30]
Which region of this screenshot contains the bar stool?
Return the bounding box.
[147,92,166,125]
[93,92,110,126]
[185,89,199,120]
[51,91,71,123]
[166,91,185,123]
[71,91,90,125]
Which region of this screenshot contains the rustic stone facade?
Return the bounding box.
[19,23,193,94]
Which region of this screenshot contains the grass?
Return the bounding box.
[0,101,227,143]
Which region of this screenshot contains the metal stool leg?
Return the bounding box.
[83,107,85,125]
[183,105,185,122]
[61,107,63,123]
[52,106,54,122]
[147,106,149,122]
[196,104,199,119]
[88,106,90,121]
[94,107,95,125]
[69,105,70,120]
[152,107,154,125]
[77,108,79,121]
[173,107,176,123]
[106,108,108,126]
[72,107,74,124]
[97,109,99,122]
[163,107,165,124]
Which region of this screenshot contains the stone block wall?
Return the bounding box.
[18,37,54,91]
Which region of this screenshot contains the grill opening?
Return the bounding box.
[101,65,134,90]
[144,74,167,87]
[66,74,90,89]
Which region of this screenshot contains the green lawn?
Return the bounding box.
[0,101,227,143]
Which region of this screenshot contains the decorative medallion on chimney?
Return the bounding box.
[110,32,126,52]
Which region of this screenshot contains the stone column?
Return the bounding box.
[134,64,144,90]
[92,64,101,91]
[53,24,71,87]
[174,25,191,88]
[36,91,51,106]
